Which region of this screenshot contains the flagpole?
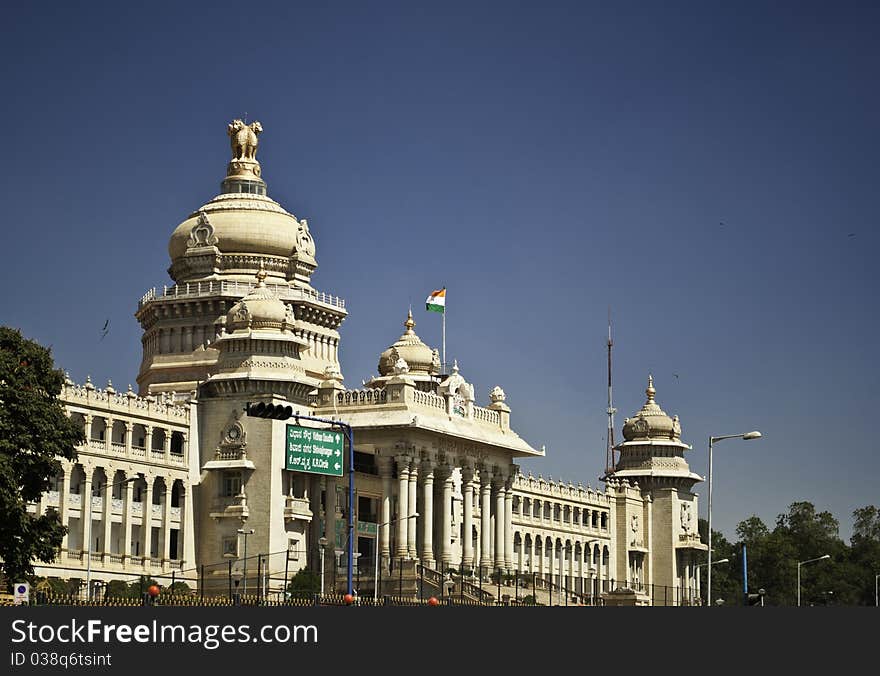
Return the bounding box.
[442,308,446,373]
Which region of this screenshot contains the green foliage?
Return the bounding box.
[696,518,741,604]
[696,502,880,606]
[168,581,192,595]
[724,502,879,606]
[105,580,131,598]
[848,506,880,605]
[102,576,163,599]
[521,594,538,605]
[0,327,83,590]
[287,568,320,594]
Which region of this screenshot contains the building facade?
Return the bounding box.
[30,121,705,605]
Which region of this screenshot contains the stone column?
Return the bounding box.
[547,538,555,586]
[504,479,513,572]
[480,472,493,570]
[180,432,189,461]
[122,479,133,565]
[683,553,691,606]
[181,484,195,568]
[124,422,133,458]
[568,545,574,594]
[461,467,474,569]
[145,427,154,457]
[140,478,153,566]
[578,545,585,594]
[82,471,93,557]
[60,467,71,551]
[83,415,93,445]
[104,418,113,453]
[494,479,505,571]
[163,429,172,464]
[420,460,435,568]
[101,471,112,560]
[407,458,418,559]
[378,458,393,562]
[161,479,173,567]
[395,456,409,558]
[440,466,453,565]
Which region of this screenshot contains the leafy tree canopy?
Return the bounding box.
[0,327,83,589]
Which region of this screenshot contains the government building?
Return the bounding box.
[29,121,707,606]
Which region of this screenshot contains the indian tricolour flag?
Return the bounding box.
[425,288,446,314]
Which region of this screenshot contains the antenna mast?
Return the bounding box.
[605,308,617,475]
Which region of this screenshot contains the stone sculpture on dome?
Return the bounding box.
[490,386,506,403]
[296,218,316,257]
[228,119,263,161]
[186,210,219,249]
[393,357,410,375]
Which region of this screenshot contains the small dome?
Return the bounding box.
[621,375,682,441]
[225,266,294,332]
[378,310,440,376]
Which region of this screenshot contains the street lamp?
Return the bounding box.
[707,430,761,607]
[588,566,597,605]
[875,573,879,607]
[695,558,729,606]
[237,528,254,596]
[318,536,328,596]
[797,554,830,607]
[352,552,361,597]
[373,512,419,602]
[86,475,139,600]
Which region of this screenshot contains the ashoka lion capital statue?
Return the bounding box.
[228,119,263,162]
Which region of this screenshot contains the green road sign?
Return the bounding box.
[285,424,344,476]
[356,521,378,536]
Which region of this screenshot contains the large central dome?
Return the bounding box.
[167,119,317,286]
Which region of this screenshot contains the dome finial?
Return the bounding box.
[223,118,266,194]
[255,261,267,287]
[646,374,655,402]
[404,308,415,333]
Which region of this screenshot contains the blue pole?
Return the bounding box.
[742,543,748,606]
[346,426,354,597]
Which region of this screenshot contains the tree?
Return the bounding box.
[0,327,83,590]
[696,518,740,604]
[286,568,320,594]
[850,506,880,605]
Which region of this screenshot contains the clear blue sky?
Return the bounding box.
[1,1,877,542]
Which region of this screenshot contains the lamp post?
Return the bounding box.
[352,552,361,598]
[373,512,418,602]
[707,430,761,607]
[237,528,254,596]
[875,573,879,607]
[86,475,139,600]
[318,536,328,596]
[695,558,729,606]
[797,554,830,607]
[588,566,597,606]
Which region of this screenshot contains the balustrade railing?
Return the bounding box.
[139,280,346,310]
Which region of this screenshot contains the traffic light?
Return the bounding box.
[246,401,294,420]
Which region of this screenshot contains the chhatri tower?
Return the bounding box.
[135,118,346,398]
